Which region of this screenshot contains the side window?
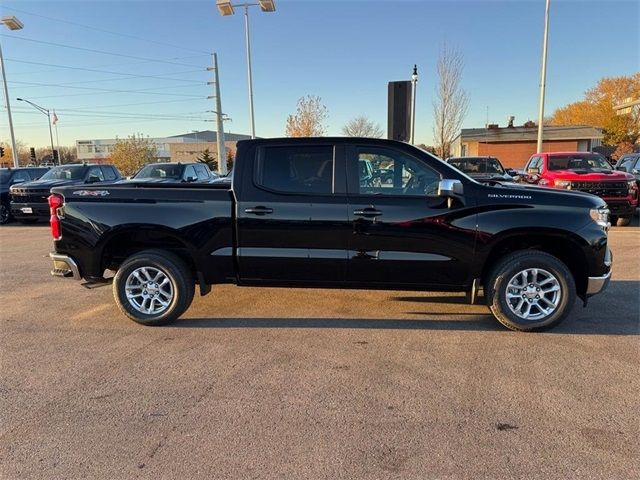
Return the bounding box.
[86,166,105,181]
[183,165,196,180]
[255,145,334,195]
[635,158,640,171]
[196,164,210,181]
[101,166,117,181]
[356,147,441,197]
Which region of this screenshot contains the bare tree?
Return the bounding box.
[285,95,328,137]
[342,116,384,138]
[432,44,469,158]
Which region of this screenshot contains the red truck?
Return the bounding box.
[521,152,638,226]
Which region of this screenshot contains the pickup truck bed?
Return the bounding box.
[49,138,612,332]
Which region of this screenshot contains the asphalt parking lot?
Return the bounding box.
[1,221,638,479]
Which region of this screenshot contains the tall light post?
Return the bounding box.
[410,65,418,144]
[17,98,56,165]
[216,0,276,139]
[1,16,24,167]
[536,0,551,153]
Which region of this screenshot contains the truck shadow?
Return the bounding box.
[176,281,638,335]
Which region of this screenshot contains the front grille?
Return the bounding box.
[10,188,51,204]
[569,181,628,198]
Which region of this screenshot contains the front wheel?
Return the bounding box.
[615,215,631,227]
[0,203,11,225]
[113,250,195,326]
[486,251,576,332]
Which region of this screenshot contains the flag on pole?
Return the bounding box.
[52,111,59,125]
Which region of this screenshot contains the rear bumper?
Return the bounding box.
[10,202,49,220]
[50,253,81,280]
[586,248,612,296]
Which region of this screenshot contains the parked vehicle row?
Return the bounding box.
[2,161,219,224]
[48,137,612,332]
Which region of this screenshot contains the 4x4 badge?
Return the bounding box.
[72,190,110,197]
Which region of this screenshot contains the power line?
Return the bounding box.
[11,74,205,89]
[0,35,206,68]
[5,6,211,55]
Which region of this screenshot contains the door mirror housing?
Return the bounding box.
[86,175,101,183]
[506,169,518,176]
[617,166,627,172]
[438,179,464,198]
[527,167,540,175]
[185,175,197,183]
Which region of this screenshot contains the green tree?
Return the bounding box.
[196,148,216,170]
[109,134,158,176]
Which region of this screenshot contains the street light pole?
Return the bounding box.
[216,1,275,139]
[244,5,256,139]
[17,98,57,165]
[1,16,24,168]
[410,65,418,145]
[536,0,551,153]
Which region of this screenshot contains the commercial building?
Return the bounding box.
[451,124,604,168]
[75,130,251,162]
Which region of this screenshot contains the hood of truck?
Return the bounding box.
[10,178,84,192]
[544,169,634,182]
[477,181,607,208]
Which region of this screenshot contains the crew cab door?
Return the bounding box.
[235,142,350,284]
[345,144,476,288]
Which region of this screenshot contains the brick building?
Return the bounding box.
[451,125,604,168]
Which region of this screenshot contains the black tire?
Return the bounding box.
[0,202,11,225]
[615,215,631,227]
[113,249,195,326]
[485,250,576,332]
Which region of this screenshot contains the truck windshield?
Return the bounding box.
[40,166,86,180]
[448,157,505,175]
[548,154,611,171]
[134,164,183,179]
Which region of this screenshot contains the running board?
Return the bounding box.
[81,279,113,289]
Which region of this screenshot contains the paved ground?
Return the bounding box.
[0,220,638,479]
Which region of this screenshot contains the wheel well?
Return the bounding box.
[101,230,196,277]
[481,235,588,296]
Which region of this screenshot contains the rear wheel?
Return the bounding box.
[0,203,11,225]
[113,250,194,326]
[486,250,576,332]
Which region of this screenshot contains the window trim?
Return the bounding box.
[252,144,337,197]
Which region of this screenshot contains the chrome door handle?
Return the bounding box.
[353,208,382,218]
[244,206,273,215]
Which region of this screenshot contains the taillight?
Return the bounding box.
[48,194,63,240]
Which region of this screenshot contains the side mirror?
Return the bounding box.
[506,169,518,176]
[185,175,197,183]
[632,169,639,175]
[438,179,464,198]
[86,175,101,183]
[617,166,627,172]
[527,167,540,175]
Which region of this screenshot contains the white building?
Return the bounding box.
[75,131,252,162]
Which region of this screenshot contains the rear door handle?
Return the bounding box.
[353,207,382,218]
[244,206,273,215]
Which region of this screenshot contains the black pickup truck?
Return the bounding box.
[48,138,612,331]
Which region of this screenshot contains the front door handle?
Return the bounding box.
[245,206,273,215]
[353,207,382,218]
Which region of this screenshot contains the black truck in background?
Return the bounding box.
[48,138,612,332]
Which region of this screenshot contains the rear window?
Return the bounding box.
[547,154,611,171]
[255,145,334,194]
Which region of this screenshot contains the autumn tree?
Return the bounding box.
[549,73,640,145]
[285,95,328,137]
[342,116,384,138]
[432,44,469,158]
[109,134,158,176]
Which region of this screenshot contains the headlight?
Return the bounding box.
[554,179,572,189]
[628,180,638,191]
[590,206,610,229]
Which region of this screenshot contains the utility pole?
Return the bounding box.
[536,0,551,153]
[207,53,227,175]
[0,43,19,167]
